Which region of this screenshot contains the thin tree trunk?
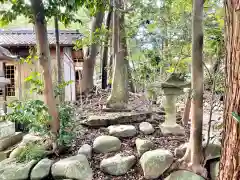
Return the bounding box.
[81,12,104,94]
[30,0,59,150]
[180,0,205,175]
[190,0,204,170]
[218,1,240,179]
[54,16,63,101]
[106,0,128,109]
[102,10,112,89]
[182,89,191,126]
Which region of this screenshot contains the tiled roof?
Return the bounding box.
[0,29,83,46]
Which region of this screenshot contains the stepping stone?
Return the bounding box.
[51,155,92,180]
[139,122,155,134]
[93,135,121,153]
[136,138,155,156]
[108,125,137,137]
[100,154,136,176]
[81,112,152,127]
[140,149,174,179]
[78,144,92,159]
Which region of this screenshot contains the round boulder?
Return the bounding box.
[78,144,92,159]
[100,154,136,175]
[108,125,137,137]
[93,135,121,153]
[164,170,205,180]
[135,138,154,156]
[140,149,173,179]
[31,158,53,180]
[51,155,92,180]
[139,122,155,135]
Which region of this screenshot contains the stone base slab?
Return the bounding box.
[160,123,185,136]
[0,132,24,151]
[0,121,15,139]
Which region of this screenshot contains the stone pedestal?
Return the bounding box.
[160,88,185,135]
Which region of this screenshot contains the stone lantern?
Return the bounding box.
[155,73,190,135]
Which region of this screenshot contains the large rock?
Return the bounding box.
[135,138,154,156]
[0,158,37,180]
[140,149,173,179]
[100,154,136,175]
[51,155,92,180]
[81,112,151,127]
[78,144,92,159]
[210,161,219,180]
[108,125,137,137]
[174,142,221,160]
[164,170,205,180]
[93,135,121,153]
[20,134,42,146]
[31,158,53,180]
[0,132,23,151]
[139,122,155,135]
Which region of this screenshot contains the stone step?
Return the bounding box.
[0,132,24,151]
[80,111,152,127]
[0,132,24,162]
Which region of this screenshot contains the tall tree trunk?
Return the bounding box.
[180,0,205,175]
[30,0,59,150]
[190,0,204,171]
[54,16,63,101]
[106,0,128,109]
[81,12,104,94]
[102,10,112,89]
[218,1,240,179]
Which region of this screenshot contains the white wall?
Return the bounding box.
[63,47,76,101]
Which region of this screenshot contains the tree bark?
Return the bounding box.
[190,0,204,170]
[81,11,104,94]
[30,0,59,149]
[182,89,191,126]
[180,0,205,174]
[106,0,129,109]
[218,1,240,179]
[54,16,63,101]
[102,10,112,89]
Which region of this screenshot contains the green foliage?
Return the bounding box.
[7,99,51,133]
[0,0,107,27]
[58,102,75,146]
[74,25,108,49]
[7,100,75,147]
[16,142,47,163]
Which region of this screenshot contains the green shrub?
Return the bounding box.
[6,100,76,147]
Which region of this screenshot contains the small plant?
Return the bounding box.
[58,102,75,146]
[16,142,47,163]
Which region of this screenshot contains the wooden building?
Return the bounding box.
[0,29,84,106]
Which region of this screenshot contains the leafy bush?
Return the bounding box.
[7,100,51,134]
[16,142,46,163]
[6,100,76,147]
